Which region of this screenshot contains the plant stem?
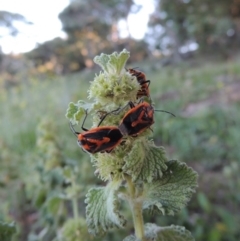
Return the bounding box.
[131,200,145,241]
[72,197,79,220]
[71,177,79,220]
[125,175,145,241]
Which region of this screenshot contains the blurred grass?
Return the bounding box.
[0,71,94,210]
[1,57,240,240]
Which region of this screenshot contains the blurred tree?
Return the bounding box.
[0,11,32,37]
[26,0,149,74]
[148,0,240,60]
[0,11,32,88]
[59,0,135,41]
[0,11,32,78]
[26,37,85,74]
[58,0,148,67]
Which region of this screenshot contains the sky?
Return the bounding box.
[0,0,154,54]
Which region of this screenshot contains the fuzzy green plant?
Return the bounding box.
[32,119,91,241]
[66,49,198,241]
[0,221,16,241]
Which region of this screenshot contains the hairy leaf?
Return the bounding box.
[123,223,194,241]
[123,235,138,241]
[85,183,126,235]
[65,100,92,124]
[143,160,198,215]
[123,141,168,183]
[61,218,91,241]
[0,221,17,241]
[145,223,194,241]
[94,49,130,75]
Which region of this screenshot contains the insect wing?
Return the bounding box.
[78,127,123,153]
[119,102,154,136]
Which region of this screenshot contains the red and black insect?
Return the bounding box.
[128,68,150,98]
[119,101,175,136]
[98,101,155,136]
[70,112,123,154]
[99,100,175,137]
[118,101,154,136]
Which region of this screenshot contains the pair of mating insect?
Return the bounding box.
[70,69,173,154]
[70,100,156,154]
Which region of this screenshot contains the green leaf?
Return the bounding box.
[197,192,211,213]
[34,187,47,208]
[145,223,195,241]
[143,160,198,215]
[94,49,130,75]
[123,223,195,241]
[63,166,72,180]
[0,221,17,241]
[123,235,138,241]
[65,100,92,124]
[123,141,168,183]
[85,182,126,235]
[61,218,91,241]
[47,195,65,215]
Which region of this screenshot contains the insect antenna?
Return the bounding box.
[155,109,176,117]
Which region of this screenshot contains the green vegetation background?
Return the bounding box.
[1,56,240,241]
